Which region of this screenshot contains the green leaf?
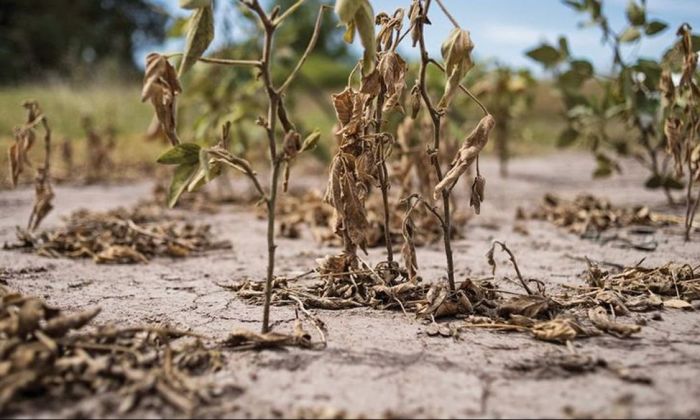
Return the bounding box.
[645,20,668,36]
[180,0,210,9]
[645,174,684,190]
[625,1,645,26]
[562,0,585,11]
[570,59,594,78]
[525,44,562,68]
[167,163,199,208]
[557,127,579,147]
[558,36,570,58]
[179,4,214,76]
[619,27,641,43]
[157,143,201,165]
[300,130,321,153]
[559,69,585,90]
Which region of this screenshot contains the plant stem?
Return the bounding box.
[375,85,394,263]
[434,0,461,29]
[416,0,455,292]
[242,0,279,334]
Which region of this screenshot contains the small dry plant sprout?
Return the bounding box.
[143,0,329,339]
[662,24,700,241]
[324,0,492,295]
[8,101,54,232]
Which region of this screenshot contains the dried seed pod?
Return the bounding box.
[469,174,486,215]
[438,28,475,109]
[141,53,182,146]
[282,130,301,159]
[434,115,495,199]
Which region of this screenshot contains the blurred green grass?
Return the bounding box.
[0,79,567,188]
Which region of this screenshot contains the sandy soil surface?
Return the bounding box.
[1,152,699,419]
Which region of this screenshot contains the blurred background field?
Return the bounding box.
[1,0,697,189]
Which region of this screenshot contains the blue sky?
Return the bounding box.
[148,0,700,72]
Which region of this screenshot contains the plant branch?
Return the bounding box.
[416,0,455,291]
[428,59,489,116]
[279,5,331,92]
[434,0,461,29]
[490,241,534,295]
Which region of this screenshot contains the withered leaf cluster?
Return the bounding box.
[8,101,54,232]
[270,189,467,247]
[518,193,683,236]
[81,116,117,184]
[0,287,223,416]
[661,24,700,240]
[142,53,182,146]
[7,201,230,264]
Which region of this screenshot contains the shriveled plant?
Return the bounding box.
[144,0,329,334]
[7,100,54,231]
[662,24,700,240]
[471,65,535,178]
[527,0,681,202]
[322,0,493,295]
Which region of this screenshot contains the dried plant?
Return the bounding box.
[82,116,117,184]
[145,0,330,334]
[661,24,700,240]
[8,101,54,231]
[472,66,536,177]
[7,201,231,264]
[519,193,687,237]
[0,287,225,416]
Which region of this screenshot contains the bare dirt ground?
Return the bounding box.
[1,152,699,419]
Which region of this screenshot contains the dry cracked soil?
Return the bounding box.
[1,152,699,418]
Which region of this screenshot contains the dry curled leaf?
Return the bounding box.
[142,53,182,146]
[588,306,641,338]
[434,115,495,199]
[531,318,585,344]
[438,28,475,109]
[377,51,407,113]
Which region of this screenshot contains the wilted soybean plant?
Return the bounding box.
[662,24,700,241]
[143,0,328,333]
[8,101,54,231]
[326,0,494,295]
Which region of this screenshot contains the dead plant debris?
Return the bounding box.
[0,286,226,416]
[518,193,687,237]
[5,201,231,263]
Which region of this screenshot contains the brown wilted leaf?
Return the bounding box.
[438,28,475,109]
[588,306,641,338]
[531,318,586,344]
[498,295,557,320]
[377,51,407,113]
[223,318,323,351]
[142,53,182,146]
[434,114,495,199]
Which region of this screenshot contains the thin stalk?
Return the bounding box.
[242,0,279,334]
[434,0,461,29]
[417,0,455,291]
[375,84,394,262]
